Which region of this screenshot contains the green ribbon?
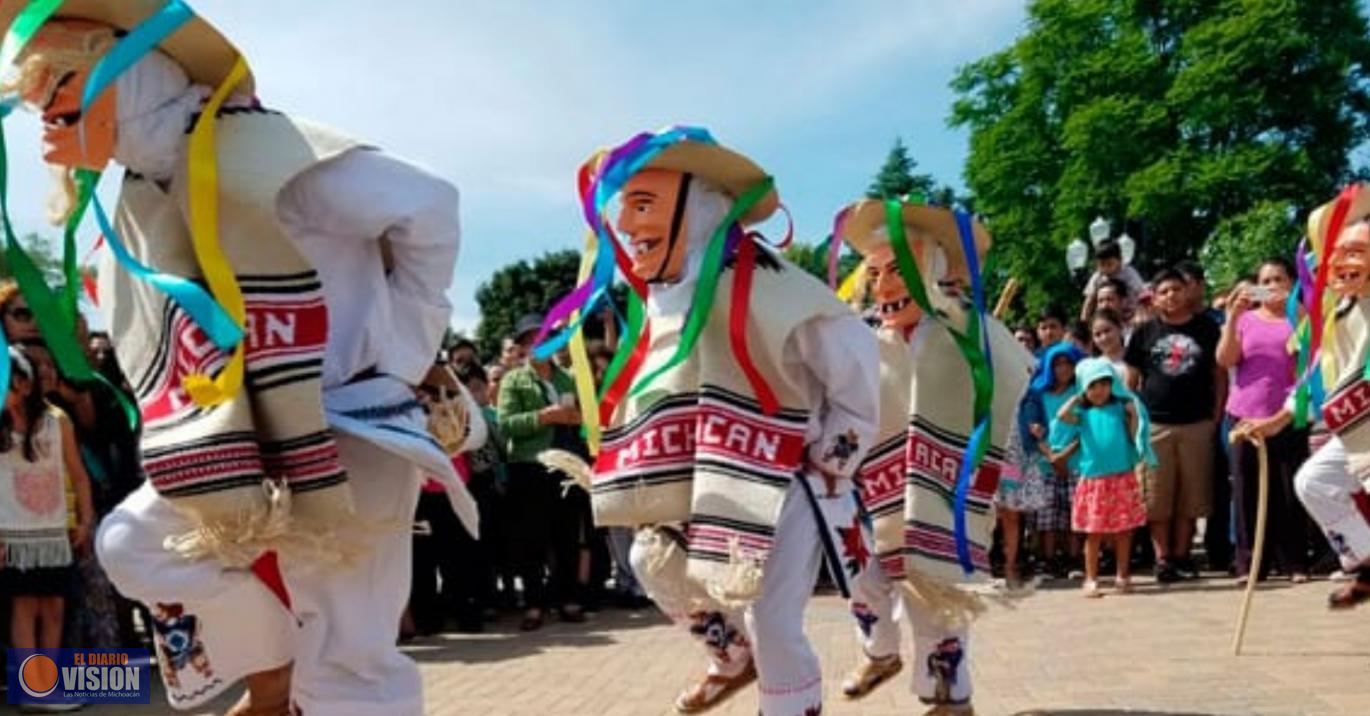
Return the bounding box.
[629,177,774,397]
[0,2,139,428]
[0,0,62,72]
[598,290,644,402]
[884,199,994,474]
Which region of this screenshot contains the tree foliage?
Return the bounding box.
[1199,199,1300,292]
[867,138,938,200]
[474,249,622,361]
[867,138,970,211]
[781,241,862,286]
[474,250,584,360]
[1,233,68,286]
[950,0,1370,317]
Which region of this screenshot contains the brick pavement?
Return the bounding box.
[83,576,1370,715]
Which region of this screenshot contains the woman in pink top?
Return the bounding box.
[1217,257,1311,582]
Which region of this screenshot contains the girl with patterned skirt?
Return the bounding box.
[997,393,1047,588]
[1028,343,1086,577]
[1051,358,1155,597]
[0,347,95,653]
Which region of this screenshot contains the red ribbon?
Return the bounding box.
[729,234,779,415]
[1310,184,1361,359]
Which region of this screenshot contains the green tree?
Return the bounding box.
[950,0,1370,315]
[866,138,937,200]
[0,233,67,286]
[1199,200,1300,292]
[781,241,862,285]
[473,250,621,360]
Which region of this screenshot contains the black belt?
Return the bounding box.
[345,365,382,385]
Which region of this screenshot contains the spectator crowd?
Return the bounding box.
[1000,241,1330,594]
[0,237,1339,685]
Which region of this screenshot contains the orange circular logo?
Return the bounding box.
[19,654,59,698]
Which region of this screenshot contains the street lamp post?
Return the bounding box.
[1066,238,1090,273]
[1089,216,1111,247]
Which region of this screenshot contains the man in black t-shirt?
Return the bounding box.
[1125,268,1226,583]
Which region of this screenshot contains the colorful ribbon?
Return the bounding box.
[180,54,250,407]
[835,260,867,303]
[628,177,775,402]
[1,0,243,422]
[883,198,994,575]
[567,231,602,453]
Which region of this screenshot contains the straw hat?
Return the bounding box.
[838,199,990,282]
[1307,183,1370,250]
[0,0,253,95]
[618,133,780,226]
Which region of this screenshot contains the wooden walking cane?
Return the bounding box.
[993,277,1020,319]
[1229,427,1269,656]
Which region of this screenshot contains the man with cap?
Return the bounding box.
[1,2,475,713]
[497,312,587,630]
[832,198,1034,715]
[1243,184,1370,609]
[542,127,878,715]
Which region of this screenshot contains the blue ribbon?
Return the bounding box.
[533,126,717,358]
[90,192,242,349]
[951,209,995,575]
[531,286,606,360]
[80,0,193,113]
[0,325,9,401]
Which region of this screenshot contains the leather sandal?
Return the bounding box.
[225,664,294,716]
[841,654,903,699]
[673,660,756,714]
[1327,570,1370,610]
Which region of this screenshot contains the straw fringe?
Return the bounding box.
[161,479,387,569]
[897,566,991,629]
[539,449,592,493]
[704,536,765,609]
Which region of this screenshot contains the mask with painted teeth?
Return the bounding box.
[865,246,923,331]
[1330,222,1370,298]
[616,168,692,283]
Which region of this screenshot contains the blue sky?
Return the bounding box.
[4,0,1029,333]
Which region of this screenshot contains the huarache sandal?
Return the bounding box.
[674,660,757,714]
[1327,571,1370,610]
[841,654,903,699]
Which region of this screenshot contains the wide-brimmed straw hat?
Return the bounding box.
[1307,183,1370,250]
[838,199,991,282]
[0,0,253,94]
[604,131,779,226]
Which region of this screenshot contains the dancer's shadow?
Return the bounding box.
[403,607,671,665]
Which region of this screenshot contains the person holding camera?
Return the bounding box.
[1218,257,1312,583]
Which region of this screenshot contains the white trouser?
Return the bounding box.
[631,479,855,716]
[1295,436,1370,570]
[847,528,972,705]
[97,434,424,715]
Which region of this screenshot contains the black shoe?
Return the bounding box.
[1156,562,1180,584]
[559,604,587,623]
[1174,556,1200,580]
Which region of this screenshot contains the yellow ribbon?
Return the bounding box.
[182,56,250,407]
[835,259,867,303]
[569,230,602,454]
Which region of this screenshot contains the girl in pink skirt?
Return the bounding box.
[1050,358,1157,598]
